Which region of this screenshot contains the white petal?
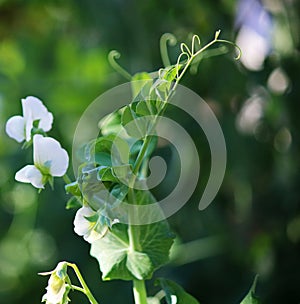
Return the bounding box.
[25,112,34,142]
[49,147,69,177]
[22,96,53,135]
[33,135,69,177]
[5,116,26,142]
[15,165,44,189]
[74,207,103,243]
[45,276,66,303]
[22,96,48,120]
[74,206,95,237]
[39,111,54,132]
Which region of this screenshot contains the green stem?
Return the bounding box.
[133,135,152,175]
[63,174,72,185]
[133,279,148,304]
[126,32,240,304]
[67,263,99,304]
[71,285,86,293]
[127,188,148,304]
[133,32,240,187]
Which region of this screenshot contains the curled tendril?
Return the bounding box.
[191,34,201,55]
[176,51,190,78]
[215,39,242,60]
[158,68,165,79]
[160,33,177,68]
[108,50,132,80]
[180,43,192,57]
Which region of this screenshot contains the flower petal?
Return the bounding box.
[33,135,69,177]
[44,276,66,303]
[74,206,104,243]
[5,115,25,142]
[22,96,49,121]
[25,111,34,142]
[15,165,44,189]
[22,96,53,140]
[74,206,95,236]
[39,111,54,132]
[84,229,104,244]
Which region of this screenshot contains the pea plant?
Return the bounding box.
[5,31,259,304]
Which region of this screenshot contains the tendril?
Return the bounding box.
[180,43,192,57]
[158,68,165,79]
[176,52,190,78]
[108,50,132,81]
[170,30,241,90]
[191,34,201,55]
[159,30,241,87]
[160,33,177,68]
[215,39,242,60]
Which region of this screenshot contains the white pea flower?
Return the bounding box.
[15,134,69,189]
[40,262,70,304]
[6,96,53,143]
[74,206,107,243]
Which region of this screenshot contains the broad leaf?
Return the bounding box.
[126,250,152,280]
[90,190,174,281]
[156,278,200,304]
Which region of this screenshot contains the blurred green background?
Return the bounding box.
[0,0,299,303]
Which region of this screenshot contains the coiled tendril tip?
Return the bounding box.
[108,50,132,81]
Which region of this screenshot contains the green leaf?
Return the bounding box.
[121,105,148,138]
[110,183,128,202]
[85,133,130,167]
[98,109,123,136]
[97,164,133,184]
[131,72,153,99]
[94,152,112,166]
[78,164,110,209]
[84,213,99,223]
[112,164,133,183]
[156,278,200,304]
[122,105,135,125]
[126,250,152,280]
[61,285,71,304]
[93,134,116,154]
[135,100,164,117]
[240,275,260,304]
[66,196,82,210]
[90,191,174,281]
[159,65,181,82]
[65,181,81,197]
[98,166,118,183]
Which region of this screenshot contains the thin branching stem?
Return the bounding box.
[67,263,99,304]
